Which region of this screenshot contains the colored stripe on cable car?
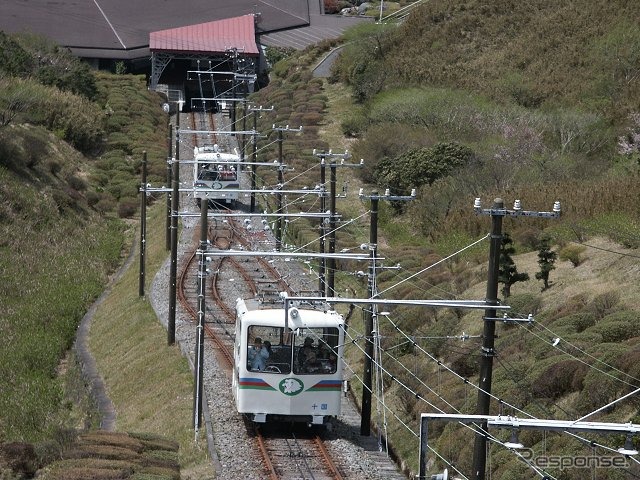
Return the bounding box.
[307,380,342,391]
[239,378,276,390]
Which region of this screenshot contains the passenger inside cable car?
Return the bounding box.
[245,325,339,375]
[217,165,236,180]
[247,326,291,374]
[293,329,338,374]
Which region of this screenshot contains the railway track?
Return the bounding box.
[255,426,344,480]
[177,111,345,479]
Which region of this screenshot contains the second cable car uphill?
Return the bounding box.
[193,144,240,205]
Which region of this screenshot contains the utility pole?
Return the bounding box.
[193,197,208,433]
[251,109,258,213]
[248,105,273,213]
[272,125,302,251]
[229,48,237,132]
[359,188,415,436]
[139,151,147,297]
[241,99,247,161]
[319,158,327,294]
[168,112,180,346]
[471,198,503,479]
[166,125,172,251]
[328,160,337,296]
[471,198,560,480]
[312,150,361,295]
[361,191,378,436]
[276,129,284,252]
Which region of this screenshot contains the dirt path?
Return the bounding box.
[73,236,138,431]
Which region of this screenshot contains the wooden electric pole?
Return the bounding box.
[471,197,561,479]
[168,112,180,346]
[139,151,147,297]
[193,198,208,432]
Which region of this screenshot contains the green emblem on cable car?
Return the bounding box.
[279,378,304,396]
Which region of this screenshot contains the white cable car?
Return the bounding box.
[233,297,345,425]
[193,144,240,205]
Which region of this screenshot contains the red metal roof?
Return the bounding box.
[150,15,259,56]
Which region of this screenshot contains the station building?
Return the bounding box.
[0,0,369,107]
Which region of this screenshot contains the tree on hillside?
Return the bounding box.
[535,235,557,290]
[375,142,475,210]
[14,32,98,100]
[0,32,33,77]
[498,233,529,298]
[0,78,44,128]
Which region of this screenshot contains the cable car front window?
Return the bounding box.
[293,328,339,375]
[247,325,292,374]
[198,170,218,182]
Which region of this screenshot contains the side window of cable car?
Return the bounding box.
[246,326,292,374]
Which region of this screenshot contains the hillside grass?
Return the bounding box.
[0,130,127,443]
[4,4,640,478]
[36,430,181,480]
[289,6,640,477]
[0,38,190,478]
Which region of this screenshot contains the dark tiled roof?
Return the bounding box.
[0,0,371,59]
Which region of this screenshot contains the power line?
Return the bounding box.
[519,322,640,389]
[340,328,544,480]
[374,233,490,299]
[572,241,640,259]
[529,321,640,386]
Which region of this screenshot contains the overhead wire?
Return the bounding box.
[517,322,640,389]
[494,354,577,419]
[529,320,640,386]
[573,240,640,259]
[378,308,639,476]
[291,210,372,253]
[565,432,640,478]
[340,320,559,479]
[373,233,490,299]
[194,89,637,478]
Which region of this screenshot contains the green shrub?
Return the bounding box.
[51,189,74,212]
[588,290,621,319]
[354,123,434,183]
[614,348,640,381]
[567,330,604,348]
[105,114,130,132]
[531,360,588,399]
[0,31,33,76]
[559,244,587,267]
[47,159,62,176]
[117,198,138,218]
[575,370,619,414]
[0,77,48,128]
[587,311,640,342]
[95,196,116,215]
[67,175,88,191]
[300,112,323,125]
[573,313,596,333]
[0,133,23,170]
[504,293,542,317]
[86,191,101,208]
[379,140,472,210]
[106,132,132,153]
